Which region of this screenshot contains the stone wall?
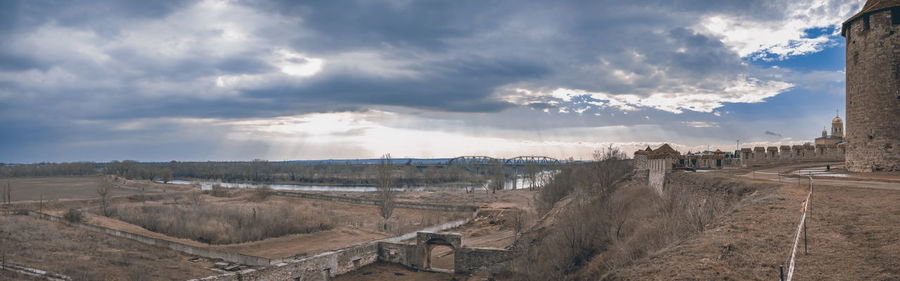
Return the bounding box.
[197,232,514,280]
[737,145,845,167]
[454,247,514,274]
[377,242,418,266]
[376,233,512,275]
[648,159,668,194]
[194,244,380,281]
[633,154,648,171]
[844,7,900,172]
[193,220,477,280]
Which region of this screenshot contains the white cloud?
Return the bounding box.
[505,77,793,114]
[681,121,719,128]
[276,50,324,77]
[696,0,864,60]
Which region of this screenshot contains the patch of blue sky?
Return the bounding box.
[749,27,846,71]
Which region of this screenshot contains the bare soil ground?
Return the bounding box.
[610,165,900,280]
[0,215,215,281]
[333,262,466,281]
[313,188,537,213]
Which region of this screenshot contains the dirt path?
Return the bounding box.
[333,262,466,281]
[792,184,900,280]
[615,164,900,280]
[742,166,900,191]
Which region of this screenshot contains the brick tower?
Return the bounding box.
[841,0,900,172]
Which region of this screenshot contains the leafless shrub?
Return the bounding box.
[514,172,755,281]
[250,185,274,202]
[3,180,10,204]
[188,191,202,207]
[63,208,85,223]
[209,184,228,197]
[96,178,113,216]
[104,203,333,244]
[536,158,630,213]
[513,210,530,237]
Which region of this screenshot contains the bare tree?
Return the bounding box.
[524,161,539,190]
[377,154,395,231]
[160,167,173,184]
[591,144,631,197]
[97,177,113,216]
[189,190,202,207]
[3,180,10,205]
[490,160,506,194]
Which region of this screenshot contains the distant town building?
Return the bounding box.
[814,115,844,146]
[841,0,900,172]
[634,115,850,170]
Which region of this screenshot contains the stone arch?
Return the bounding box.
[415,232,462,272]
[423,238,455,271]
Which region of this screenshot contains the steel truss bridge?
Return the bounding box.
[445,156,561,190]
[447,156,560,166]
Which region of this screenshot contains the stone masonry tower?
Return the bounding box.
[831,115,844,138]
[841,0,900,172]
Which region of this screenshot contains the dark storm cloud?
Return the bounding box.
[244,56,550,113]
[0,0,838,120]
[0,0,863,162]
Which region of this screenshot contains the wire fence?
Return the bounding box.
[780,175,813,281]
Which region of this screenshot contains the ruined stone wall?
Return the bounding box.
[195,244,380,281]
[454,247,514,274]
[648,159,668,194]
[844,8,900,172]
[633,155,648,171]
[376,234,512,275]
[192,220,476,280]
[377,242,418,267]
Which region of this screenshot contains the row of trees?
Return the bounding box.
[0,162,97,177]
[105,161,173,183]
[166,160,478,186]
[0,158,565,190]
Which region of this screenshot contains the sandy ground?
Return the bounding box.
[611,164,900,280]
[0,215,215,281]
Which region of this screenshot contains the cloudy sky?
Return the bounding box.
[0,0,864,162]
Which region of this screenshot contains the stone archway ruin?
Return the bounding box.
[415,232,462,272]
[423,237,455,272]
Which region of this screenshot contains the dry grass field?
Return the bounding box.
[1,176,140,202]
[0,215,215,281]
[609,168,900,280]
[28,187,473,260]
[0,176,477,280]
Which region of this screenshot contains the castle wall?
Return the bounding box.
[633,155,648,171]
[735,145,844,166]
[844,8,900,172]
[648,159,668,194]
